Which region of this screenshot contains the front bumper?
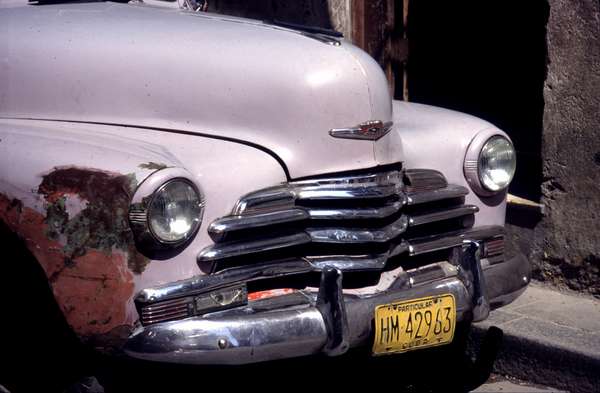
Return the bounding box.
[124,242,530,365]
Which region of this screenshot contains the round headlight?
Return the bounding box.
[478,136,516,192]
[147,179,204,244]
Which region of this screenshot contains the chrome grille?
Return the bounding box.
[140,297,192,325]
[198,166,478,274]
[403,168,448,193]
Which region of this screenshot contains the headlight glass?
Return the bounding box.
[478,136,517,192]
[148,179,203,243]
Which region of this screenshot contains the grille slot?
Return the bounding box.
[199,166,479,274]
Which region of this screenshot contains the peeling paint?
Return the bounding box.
[138,161,168,171]
[0,166,154,338]
[38,167,149,273]
[1,192,136,336]
[51,249,135,336]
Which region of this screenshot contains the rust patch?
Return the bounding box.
[1,192,136,336]
[51,249,134,336]
[38,167,149,273]
[0,166,155,338]
[0,194,64,278]
[138,161,168,171]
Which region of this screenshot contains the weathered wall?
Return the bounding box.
[534,0,600,296]
[328,0,352,39]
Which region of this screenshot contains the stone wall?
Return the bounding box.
[534,0,600,296]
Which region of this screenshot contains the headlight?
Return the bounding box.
[478,136,516,192]
[147,179,204,244]
[464,132,516,196]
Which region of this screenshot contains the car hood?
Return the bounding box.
[0,2,399,179]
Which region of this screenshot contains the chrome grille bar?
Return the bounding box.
[408,205,479,226]
[209,209,309,242]
[307,200,404,220]
[307,241,409,271]
[308,215,408,243]
[199,167,480,272]
[198,232,311,263]
[404,168,447,193]
[406,184,469,205]
[408,226,504,256]
[209,200,407,242]
[232,169,403,215]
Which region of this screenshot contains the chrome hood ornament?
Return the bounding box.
[329,120,393,141]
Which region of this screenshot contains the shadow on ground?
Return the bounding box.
[78,326,500,393]
[1,320,504,393]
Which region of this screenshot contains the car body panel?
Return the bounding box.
[0,1,526,363]
[0,118,286,340]
[390,100,508,226]
[0,1,395,179]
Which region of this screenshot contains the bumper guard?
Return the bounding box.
[124,242,530,365]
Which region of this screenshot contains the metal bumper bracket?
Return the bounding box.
[458,241,490,322]
[316,266,350,356]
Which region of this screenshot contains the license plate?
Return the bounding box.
[372,294,456,355]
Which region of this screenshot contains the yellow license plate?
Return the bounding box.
[373,294,456,355]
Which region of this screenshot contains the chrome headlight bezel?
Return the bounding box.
[129,168,205,252]
[147,178,204,245]
[464,130,516,196]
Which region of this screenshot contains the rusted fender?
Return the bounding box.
[0,119,175,343]
[0,118,288,348]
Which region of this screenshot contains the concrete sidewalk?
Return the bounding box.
[470,283,600,393]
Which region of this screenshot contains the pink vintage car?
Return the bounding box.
[0,0,528,370]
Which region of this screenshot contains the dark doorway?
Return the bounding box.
[207,0,333,29]
[407,1,549,201]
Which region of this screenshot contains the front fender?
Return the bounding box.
[0,118,287,345]
[390,100,508,227]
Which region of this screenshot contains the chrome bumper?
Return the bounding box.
[124,244,530,365]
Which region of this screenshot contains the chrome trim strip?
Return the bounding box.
[306,200,405,219]
[307,215,409,244]
[406,184,469,205]
[407,225,504,256]
[329,120,393,141]
[291,170,402,188]
[232,187,296,215]
[197,232,311,263]
[408,205,479,226]
[308,255,388,271]
[403,169,448,192]
[138,259,313,304]
[232,169,403,215]
[295,185,399,200]
[208,209,309,241]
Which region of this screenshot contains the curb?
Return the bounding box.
[469,324,600,393]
